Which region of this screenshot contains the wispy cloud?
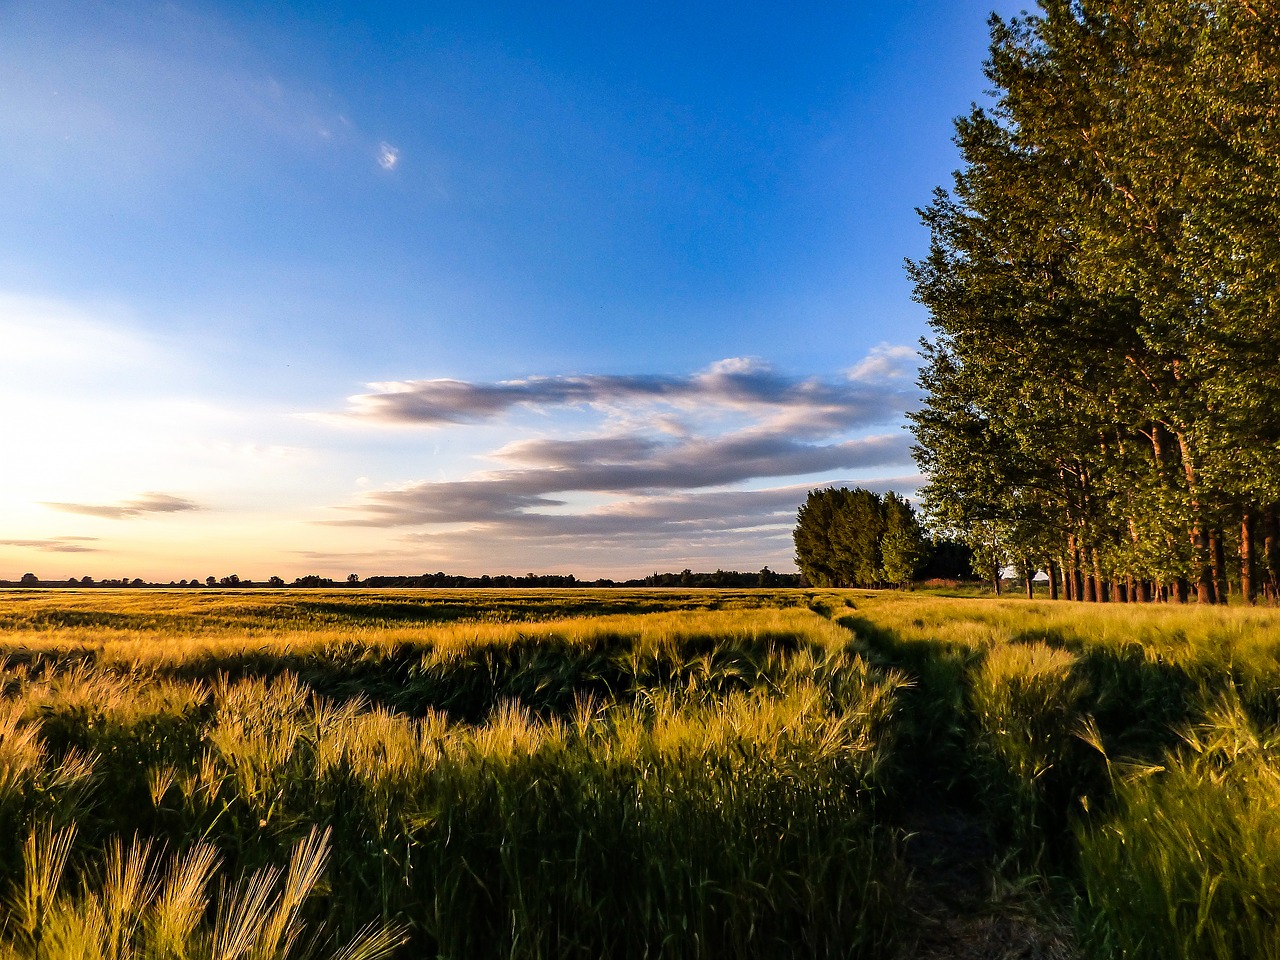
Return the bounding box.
[0,537,100,553]
[328,355,916,436]
[397,478,924,546]
[333,433,912,528]
[369,475,925,574]
[42,492,201,520]
[0,293,160,375]
[1,2,401,192]
[320,349,921,556]
[378,142,400,170]
[279,476,927,577]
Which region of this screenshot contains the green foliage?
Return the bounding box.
[880,493,925,587]
[793,487,924,588]
[909,1,1280,602]
[793,488,852,586]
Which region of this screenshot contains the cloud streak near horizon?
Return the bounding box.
[0,537,100,554]
[42,492,202,520]
[394,476,925,545]
[334,433,913,527]
[322,350,922,567]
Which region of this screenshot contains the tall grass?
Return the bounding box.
[836,591,1280,952]
[967,642,1090,865]
[0,597,908,958]
[1076,701,1280,960]
[0,824,404,960]
[10,587,1280,956]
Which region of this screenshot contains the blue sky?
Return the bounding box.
[1,0,1021,580]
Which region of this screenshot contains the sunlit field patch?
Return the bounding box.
[4,588,1280,958]
[0,589,905,959]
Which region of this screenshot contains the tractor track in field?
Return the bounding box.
[897,801,1078,960]
[811,599,1081,959]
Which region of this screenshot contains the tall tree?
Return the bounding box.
[794,488,919,588]
[880,493,926,587]
[909,1,1280,604]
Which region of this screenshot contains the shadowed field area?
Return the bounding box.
[2,588,1280,958]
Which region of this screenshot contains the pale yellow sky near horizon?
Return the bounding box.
[4,293,921,581]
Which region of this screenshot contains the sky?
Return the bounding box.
[0,0,1022,581]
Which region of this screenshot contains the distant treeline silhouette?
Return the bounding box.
[2,568,803,589]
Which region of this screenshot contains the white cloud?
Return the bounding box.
[0,315,923,579]
[846,343,920,383]
[0,290,346,556]
[0,292,159,373]
[378,142,400,170]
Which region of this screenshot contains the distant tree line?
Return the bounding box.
[363,573,583,588]
[637,568,801,588]
[792,487,971,588]
[1,569,804,589]
[910,3,1280,603]
[5,574,301,589]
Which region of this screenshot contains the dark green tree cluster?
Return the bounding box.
[909,1,1280,604]
[637,568,803,587]
[793,487,925,587]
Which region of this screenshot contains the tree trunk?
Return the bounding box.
[1026,569,1035,600]
[1242,507,1257,605]
[1065,536,1076,600]
[1070,535,1085,601]
[1175,577,1190,603]
[1092,549,1107,602]
[1211,528,1229,605]
[1048,559,1060,601]
[1191,523,1215,602]
[1265,505,1280,603]
[1175,432,1216,603]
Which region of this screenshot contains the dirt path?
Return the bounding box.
[896,803,1079,960]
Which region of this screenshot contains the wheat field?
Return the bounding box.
[2,588,1279,958]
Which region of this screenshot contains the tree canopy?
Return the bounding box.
[909,1,1280,604]
[793,487,927,588]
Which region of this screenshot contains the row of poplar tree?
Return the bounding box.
[909,1,1280,603]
